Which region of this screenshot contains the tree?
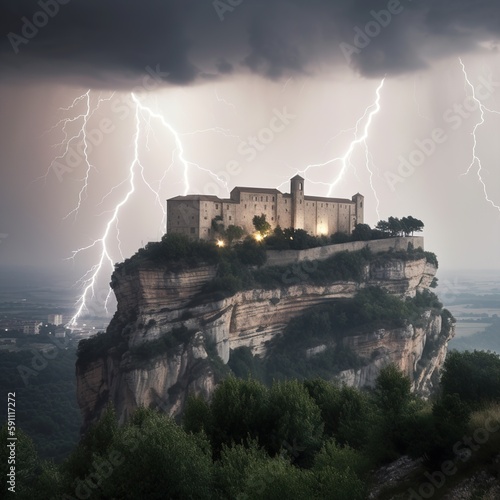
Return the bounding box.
[375,220,390,234]
[373,364,412,416]
[441,350,500,408]
[401,216,424,236]
[209,377,268,454]
[263,380,324,464]
[387,216,402,237]
[369,365,414,462]
[225,225,245,243]
[0,425,41,498]
[252,214,271,235]
[331,231,352,244]
[351,223,372,241]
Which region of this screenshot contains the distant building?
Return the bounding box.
[54,327,66,338]
[48,314,63,326]
[167,175,364,240]
[23,322,42,335]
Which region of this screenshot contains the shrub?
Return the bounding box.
[441,350,500,408]
[330,232,352,244]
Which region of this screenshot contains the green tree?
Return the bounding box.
[263,380,324,464]
[216,441,317,499]
[375,219,390,234]
[351,223,372,241]
[330,231,352,244]
[373,365,412,416]
[209,377,268,454]
[401,216,424,236]
[369,365,413,462]
[388,216,402,236]
[62,407,213,499]
[441,350,500,408]
[426,393,471,465]
[252,214,271,235]
[0,425,41,498]
[225,224,245,243]
[183,394,213,435]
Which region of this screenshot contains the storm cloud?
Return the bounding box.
[0,0,499,87]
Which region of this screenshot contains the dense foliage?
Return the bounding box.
[4,351,500,499]
[114,233,221,274]
[441,350,500,409]
[228,287,447,383]
[0,343,81,463]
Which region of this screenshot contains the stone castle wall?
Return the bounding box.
[264,236,425,267]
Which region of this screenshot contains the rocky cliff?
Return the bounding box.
[76,247,454,431]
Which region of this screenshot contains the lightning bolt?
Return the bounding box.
[67,101,142,326]
[56,80,387,326]
[132,94,232,196]
[459,58,500,213]
[279,78,385,219]
[54,91,237,326]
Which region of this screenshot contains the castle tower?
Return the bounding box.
[291,175,305,230]
[352,193,364,228]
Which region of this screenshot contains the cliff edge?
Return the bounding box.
[76,238,454,432]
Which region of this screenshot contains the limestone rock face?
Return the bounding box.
[76,255,453,432]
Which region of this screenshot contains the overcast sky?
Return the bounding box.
[0,0,499,315]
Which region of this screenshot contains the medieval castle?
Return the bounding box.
[167,175,364,240]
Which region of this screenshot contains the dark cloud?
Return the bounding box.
[0,0,499,87]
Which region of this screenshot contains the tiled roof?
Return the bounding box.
[231,187,282,194]
[304,196,354,203]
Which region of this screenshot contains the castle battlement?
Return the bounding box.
[167,176,364,240]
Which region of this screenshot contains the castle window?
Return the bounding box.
[266,196,268,202]
[321,203,323,208]
[299,183,302,190]
[205,203,207,207]
[227,205,229,209]
[261,196,263,201]
[192,216,195,219]
[204,216,207,220]
[272,205,274,210]
[177,215,180,219]
[229,216,232,221]
[271,217,274,221]
[190,227,195,234]
[245,204,247,209]
[216,204,219,209]
[326,203,328,207]
[272,196,275,201]
[285,199,287,204]
[300,200,302,204]
[360,202,363,208]
[264,205,267,210]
